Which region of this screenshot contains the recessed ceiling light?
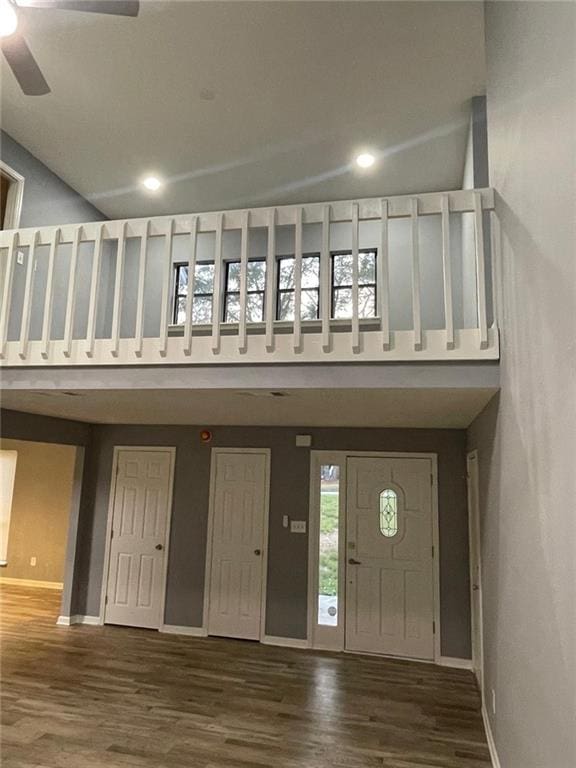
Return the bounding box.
[142,176,162,192]
[356,152,376,169]
[0,0,18,38]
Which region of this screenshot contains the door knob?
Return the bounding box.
[472,584,479,591]
[254,549,261,556]
[348,558,361,565]
[155,544,163,551]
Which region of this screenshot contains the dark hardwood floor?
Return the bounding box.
[0,584,490,767]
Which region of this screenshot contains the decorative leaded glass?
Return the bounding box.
[379,489,398,537]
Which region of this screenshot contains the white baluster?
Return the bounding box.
[111,221,128,358]
[211,212,224,354]
[351,202,360,353]
[320,204,331,353]
[441,195,454,350]
[378,199,390,351]
[474,191,488,349]
[265,208,276,352]
[86,223,104,358]
[41,228,60,360]
[293,207,303,352]
[238,210,249,353]
[183,217,198,357]
[134,220,150,358]
[19,230,39,360]
[159,218,174,358]
[0,230,18,359]
[63,226,82,358]
[410,198,422,351]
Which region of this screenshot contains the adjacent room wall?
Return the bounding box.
[469,4,576,767]
[0,131,112,344]
[0,438,77,584]
[73,424,471,659]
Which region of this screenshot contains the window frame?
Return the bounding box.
[275,252,321,321]
[330,249,378,320]
[223,258,267,324]
[172,261,215,325]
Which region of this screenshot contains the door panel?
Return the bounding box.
[345,457,435,659]
[207,452,268,640]
[104,449,173,629]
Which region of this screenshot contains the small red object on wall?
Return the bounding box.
[200,430,212,443]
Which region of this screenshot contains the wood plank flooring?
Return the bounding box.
[0,585,491,768]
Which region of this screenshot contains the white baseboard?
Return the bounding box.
[438,656,474,670]
[160,624,207,637]
[482,705,501,768]
[261,635,309,649]
[1,577,63,590]
[57,614,100,627]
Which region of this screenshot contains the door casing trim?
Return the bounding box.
[467,449,484,692]
[99,446,177,628]
[202,447,271,641]
[307,450,441,663]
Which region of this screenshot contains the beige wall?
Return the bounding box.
[0,439,76,583]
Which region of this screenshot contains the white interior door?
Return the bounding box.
[345,456,435,659]
[104,449,174,629]
[467,451,484,692]
[207,451,268,640]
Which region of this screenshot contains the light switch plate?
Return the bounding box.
[290,520,306,534]
[295,434,312,447]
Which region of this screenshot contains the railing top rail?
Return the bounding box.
[0,188,495,248]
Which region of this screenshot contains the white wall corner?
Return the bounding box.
[160,624,208,637]
[58,615,100,627]
[482,705,501,768]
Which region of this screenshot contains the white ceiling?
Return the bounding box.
[1,1,486,219]
[0,387,496,427]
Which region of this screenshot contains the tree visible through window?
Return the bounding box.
[173,262,215,325]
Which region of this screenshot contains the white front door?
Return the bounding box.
[467,451,484,692]
[104,449,174,629]
[207,451,268,640]
[345,456,435,659]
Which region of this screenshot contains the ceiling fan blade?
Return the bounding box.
[17,0,140,16]
[1,33,50,96]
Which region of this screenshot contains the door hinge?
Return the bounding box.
[431,545,435,558]
[105,595,108,605]
[430,473,434,486]
[432,620,436,634]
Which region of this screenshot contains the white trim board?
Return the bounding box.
[57,614,100,626]
[160,624,208,637]
[99,446,176,628]
[0,160,25,230]
[262,635,309,649]
[482,705,501,768]
[1,577,63,590]
[437,656,473,671]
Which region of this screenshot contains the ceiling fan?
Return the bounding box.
[0,0,139,96]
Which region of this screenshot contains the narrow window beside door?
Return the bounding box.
[318,464,340,626]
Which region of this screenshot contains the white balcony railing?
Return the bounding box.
[0,189,499,367]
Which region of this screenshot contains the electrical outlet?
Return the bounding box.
[491,688,496,715]
[30,556,37,567]
[290,520,306,534]
[16,250,25,265]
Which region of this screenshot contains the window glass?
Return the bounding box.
[277,255,320,320]
[331,250,377,319]
[379,489,398,537]
[224,259,266,323]
[318,464,340,626]
[173,263,215,325]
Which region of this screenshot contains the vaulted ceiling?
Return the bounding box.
[1,1,486,220]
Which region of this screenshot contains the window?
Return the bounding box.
[224,260,266,323]
[277,255,320,320]
[173,262,215,325]
[318,464,340,626]
[331,250,377,319]
[379,489,398,537]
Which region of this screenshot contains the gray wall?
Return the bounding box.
[0,131,112,343]
[468,4,576,767]
[73,423,471,659]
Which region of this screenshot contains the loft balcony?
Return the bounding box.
[0,188,499,367]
